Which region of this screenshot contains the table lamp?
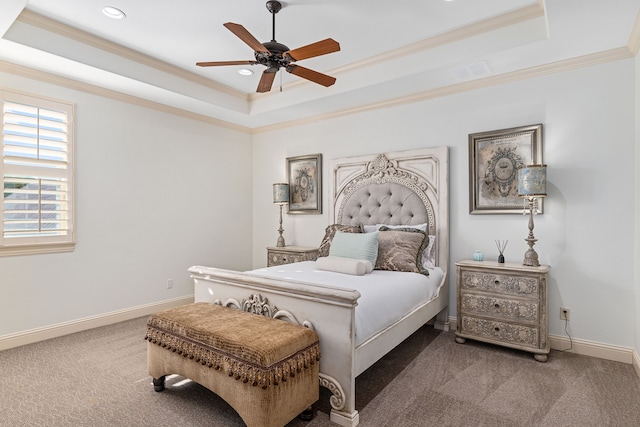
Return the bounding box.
[273,183,289,247]
[517,164,547,267]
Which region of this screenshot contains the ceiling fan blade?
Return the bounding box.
[196,60,257,67]
[223,22,270,54]
[284,38,340,61]
[286,65,336,87]
[257,70,277,93]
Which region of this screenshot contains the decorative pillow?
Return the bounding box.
[378,223,428,233]
[316,256,373,276]
[363,224,379,233]
[364,223,428,233]
[375,227,429,275]
[317,224,363,258]
[329,231,379,267]
[365,224,434,270]
[423,235,437,269]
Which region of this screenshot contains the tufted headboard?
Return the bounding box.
[329,147,449,274]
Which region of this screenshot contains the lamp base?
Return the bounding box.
[522,197,541,267]
[522,247,540,267]
[276,203,285,247]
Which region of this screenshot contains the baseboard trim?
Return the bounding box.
[4,308,638,378]
[0,295,194,351]
[549,335,633,364]
[448,316,635,366]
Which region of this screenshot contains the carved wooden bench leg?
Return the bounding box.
[153,376,166,392]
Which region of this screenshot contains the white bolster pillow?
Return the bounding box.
[315,256,373,276]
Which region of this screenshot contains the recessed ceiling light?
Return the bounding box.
[102,6,126,19]
[238,69,254,76]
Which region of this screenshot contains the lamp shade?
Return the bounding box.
[517,165,547,197]
[273,183,289,204]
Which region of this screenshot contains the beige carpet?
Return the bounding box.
[1,316,639,426]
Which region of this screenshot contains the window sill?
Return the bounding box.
[0,242,76,257]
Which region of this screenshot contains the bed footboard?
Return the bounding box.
[189,265,362,426]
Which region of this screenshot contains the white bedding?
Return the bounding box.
[248,261,444,346]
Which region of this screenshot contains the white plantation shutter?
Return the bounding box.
[1,91,75,255]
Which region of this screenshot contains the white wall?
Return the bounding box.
[0,72,253,337]
[1,57,635,353]
[635,52,640,362]
[252,58,636,348]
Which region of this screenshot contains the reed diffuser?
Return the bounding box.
[495,240,508,263]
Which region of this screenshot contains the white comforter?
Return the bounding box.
[247,261,444,346]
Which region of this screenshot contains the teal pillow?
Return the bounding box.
[329,231,379,266]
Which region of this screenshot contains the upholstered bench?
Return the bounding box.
[145,302,320,427]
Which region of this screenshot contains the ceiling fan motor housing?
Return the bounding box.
[255,41,291,71]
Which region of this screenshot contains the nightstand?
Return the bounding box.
[454,260,551,362]
[266,246,319,267]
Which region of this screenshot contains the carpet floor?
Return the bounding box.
[1,316,639,426]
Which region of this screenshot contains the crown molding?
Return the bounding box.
[0,60,253,134]
[253,47,633,134]
[16,9,248,101]
[1,45,632,135]
[251,1,546,99]
[628,8,640,55]
[339,2,545,74]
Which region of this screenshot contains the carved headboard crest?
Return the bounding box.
[337,154,434,227]
[361,154,428,189]
[342,155,429,192]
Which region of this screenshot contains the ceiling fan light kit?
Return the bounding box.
[196,1,340,93]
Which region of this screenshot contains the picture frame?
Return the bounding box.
[469,124,543,214]
[286,153,322,214]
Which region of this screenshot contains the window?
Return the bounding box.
[1,90,75,256]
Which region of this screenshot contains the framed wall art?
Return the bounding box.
[286,153,322,214]
[469,124,543,214]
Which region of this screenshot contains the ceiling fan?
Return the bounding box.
[196,1,340,93]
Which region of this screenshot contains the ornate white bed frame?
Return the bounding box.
[190,146,449,427]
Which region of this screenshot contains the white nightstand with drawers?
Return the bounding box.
[455,260,551,362]
[266,246,319,267]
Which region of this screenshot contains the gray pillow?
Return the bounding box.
[375,227,429,275]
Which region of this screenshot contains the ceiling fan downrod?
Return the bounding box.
[266,1,282,42]
[259,1,289,72]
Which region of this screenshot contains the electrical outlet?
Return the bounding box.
[560,307,570,321]
[166,279,173,289]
